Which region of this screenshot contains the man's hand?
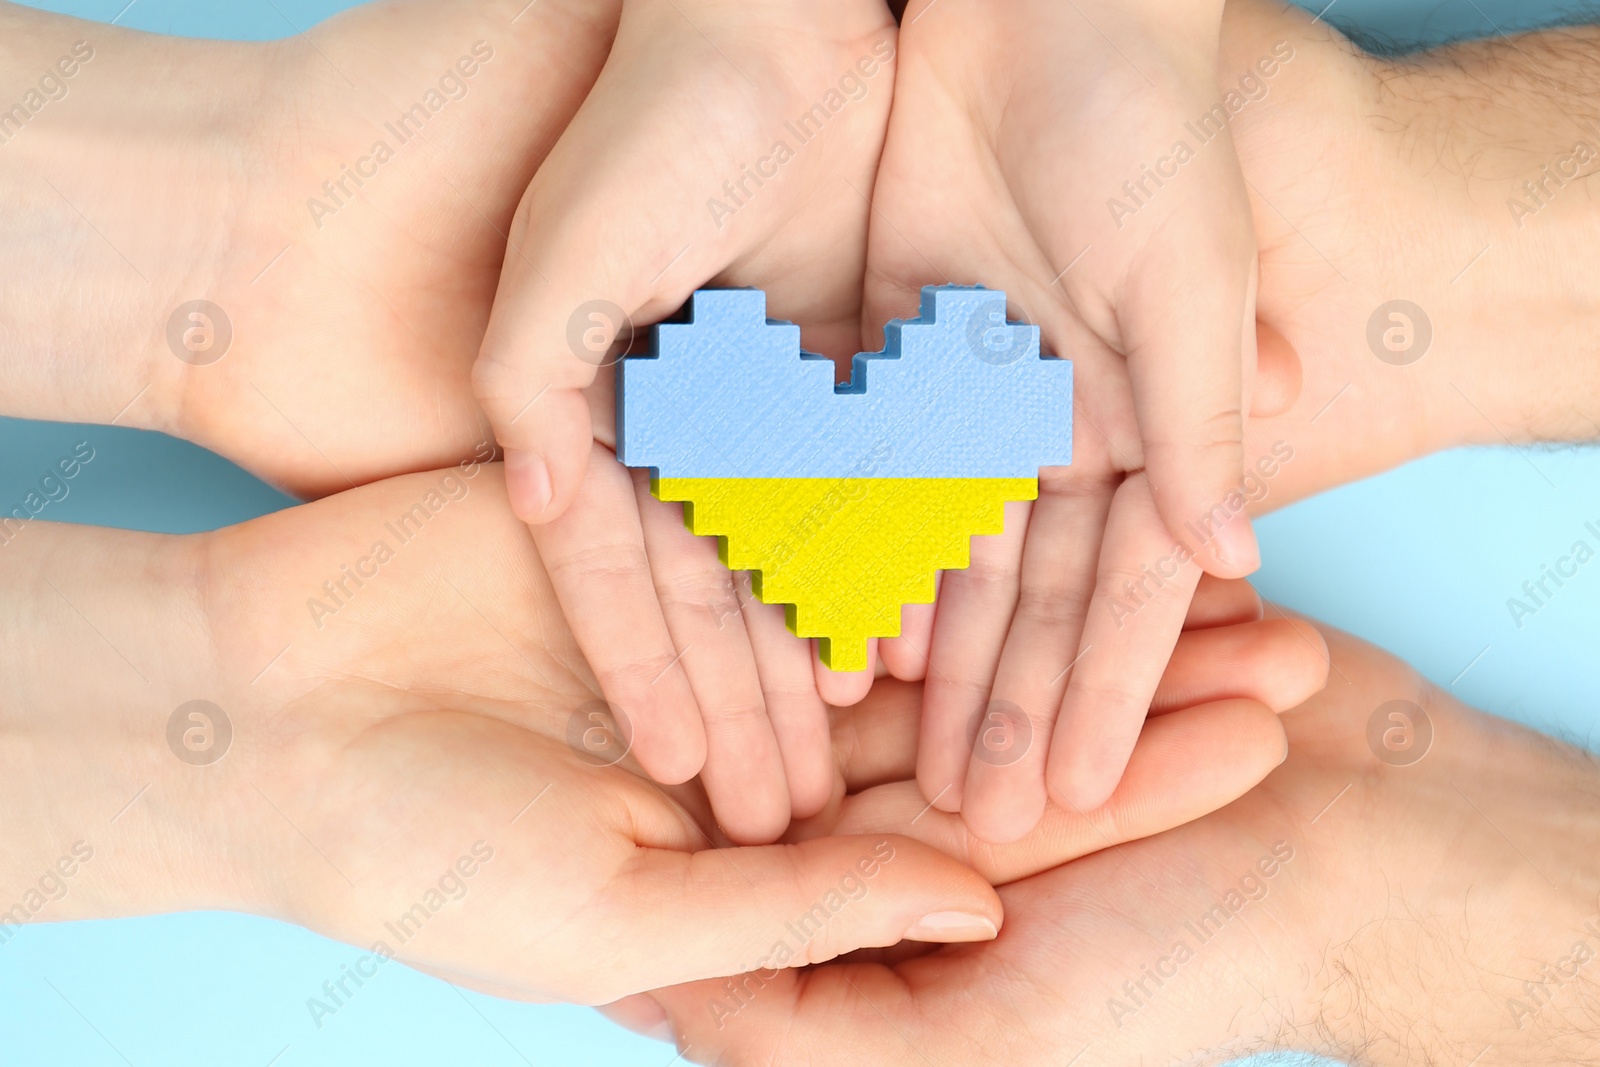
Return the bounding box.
[1224,2,1600,503]
[640,621,1600,1064]
[872,0,1600,843]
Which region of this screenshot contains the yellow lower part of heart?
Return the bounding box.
[652,477,1038,671]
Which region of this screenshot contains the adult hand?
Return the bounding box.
[1224,3,1600,503]
[0,0,617,493]
[0,464,992,1006]
[471,0,906,842]
[642,622,1600,1064]
[0,0,883,845]
[0,465,1322,1006]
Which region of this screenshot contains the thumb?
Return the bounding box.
[1119,165,1261,578]
[596,834,1001,1001]
[475,1,896,523]
[473,3,820,524]
[471,59,712,524]
[471,171,648,524]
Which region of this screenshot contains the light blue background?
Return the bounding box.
[3,0,1598,1064]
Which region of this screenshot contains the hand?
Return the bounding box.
[0,465,998,1005]
[1224,3,1600,501]
[859,0,1272,839]
[640,621,1600,1064]
[0,467,1322,1005]
[470,0,904,843]
[0,0,618,494]
[865,0,1600,842]
[0,0,870,845]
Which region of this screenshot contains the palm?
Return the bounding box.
[191,464,1020,1004]
[196,463,704,1000]
[572,0,903,450]
[653,627,1461,1063]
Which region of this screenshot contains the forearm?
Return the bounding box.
[0,2,263,433]
[1379,28,1600,449]
[0,519,260,929]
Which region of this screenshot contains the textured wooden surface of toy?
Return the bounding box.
[618,286,1072,671]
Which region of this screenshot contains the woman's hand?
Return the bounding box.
[0,463,1318,1005]
[0,0,616,492]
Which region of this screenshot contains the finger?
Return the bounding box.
[826,612,1322,804]
[1120,177,1260,579]
[1153,618,1330,715]
[1184,573,1263,629]
[956,478,1109,843]
[880,589,938,681]
[1047,473,1202,812]
[470,21,728,524]
[830,698,1286,886]
[602,834,1001,999]
[815,640,878,707]
[912,499,1032,814]
[531,444,705,784]
[635,472,789,844]
[738,572,835,820]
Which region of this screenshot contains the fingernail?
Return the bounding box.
[506,450,552,520]
[1212,513,1260,575]
[904,910,998,942]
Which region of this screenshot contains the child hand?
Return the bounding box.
[472,0,903,842]
[866,0,1272,841]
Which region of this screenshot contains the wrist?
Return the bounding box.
[0,521,273,931]
[1370,39,1600,451]
[0,6,269,437]
[1286,702,1600,1061]
[1230,6,1600,504]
